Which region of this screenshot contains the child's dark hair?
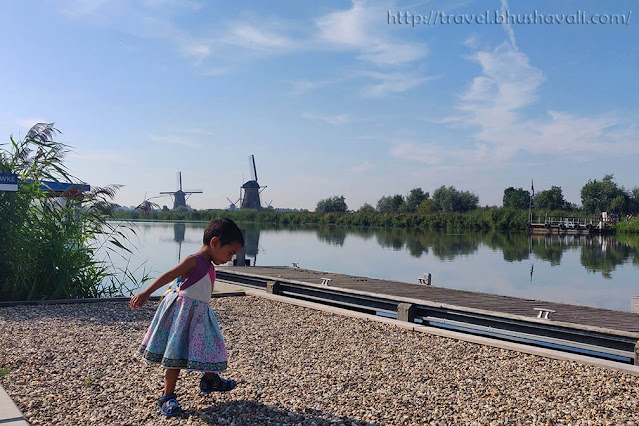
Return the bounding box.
[203,218,244,247]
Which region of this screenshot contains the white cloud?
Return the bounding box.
[61,0,111,17]
[147,134,202,147]
[301,113,351,126]
[390,140,491,167]
[439,17,639,162]
[500,0,517,50]
[224,24,299,51]
[348,161,374,173]
[360,71,434,98]
[288,78,341,95]
[315,0,428,66]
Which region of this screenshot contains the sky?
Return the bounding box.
[1,0,637,210]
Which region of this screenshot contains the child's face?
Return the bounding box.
[209,239,243,265]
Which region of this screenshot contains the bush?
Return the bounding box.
[0,124,147,300]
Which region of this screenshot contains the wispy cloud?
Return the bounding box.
[61,0,111,17]
[223,23,299,52]
[301,112,351,126]
[289,78,341,95]
[360,71,435,98]
[315,0,428,66]
[431,0,639,163]
[348,161,375,173]
[147,133,202,147]
[390,140,491,167]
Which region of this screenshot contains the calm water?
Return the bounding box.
[108,221,639,312]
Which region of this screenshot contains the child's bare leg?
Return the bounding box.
[164,369,180,395]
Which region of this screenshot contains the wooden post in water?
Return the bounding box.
[632,296,639,314]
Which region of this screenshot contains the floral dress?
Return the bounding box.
[137,254,228,372]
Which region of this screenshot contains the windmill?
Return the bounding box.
[226,197,241,211]
[160,172,202,210]
[239,155,267,210]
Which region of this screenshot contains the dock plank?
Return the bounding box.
[220,266,639,334]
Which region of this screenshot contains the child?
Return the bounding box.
[130,218,244,418]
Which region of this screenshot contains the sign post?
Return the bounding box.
[0,173,18,191]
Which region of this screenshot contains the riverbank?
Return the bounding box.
[1,296,638,424]
[114,208,639,233]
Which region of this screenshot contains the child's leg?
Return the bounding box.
[164,369,180,396]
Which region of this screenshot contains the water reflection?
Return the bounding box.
[117,222,639,310]
[238,224,639,278]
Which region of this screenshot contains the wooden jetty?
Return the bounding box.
[217,266,639,364]
[527,216,614,235]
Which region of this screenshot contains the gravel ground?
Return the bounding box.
[1,295,639,425]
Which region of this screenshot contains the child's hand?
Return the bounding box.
[130,291,149,310]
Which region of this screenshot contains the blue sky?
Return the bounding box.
[1,0,637,210]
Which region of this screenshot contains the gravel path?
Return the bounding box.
[1,295,639,425]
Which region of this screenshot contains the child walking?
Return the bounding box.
[130,218,244,418]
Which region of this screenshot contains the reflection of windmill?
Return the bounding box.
[160,223,199,264]
[160,172,202,210]
[233,227,261,266]
[240,155,266,210]
[173,223,186,262]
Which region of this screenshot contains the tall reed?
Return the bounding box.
[0,123,149,300]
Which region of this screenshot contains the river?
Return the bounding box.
[106,221,639,312]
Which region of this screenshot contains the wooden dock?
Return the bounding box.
[220,266,639,334]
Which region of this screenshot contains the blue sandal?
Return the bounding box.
[200,373,236,393]
[158,394,189,418]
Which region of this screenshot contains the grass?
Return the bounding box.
[0,366,10,378]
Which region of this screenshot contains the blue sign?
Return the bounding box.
[0,173,18,191]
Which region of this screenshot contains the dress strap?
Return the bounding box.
[179,254,212,291]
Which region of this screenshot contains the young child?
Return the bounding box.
[130,218,244,418]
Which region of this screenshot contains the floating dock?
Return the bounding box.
[217,266,639,364]
[527,217,614,235]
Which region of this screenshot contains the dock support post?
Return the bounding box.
[397,303,416,323]
[632,297,639,313]
[635,341,639,366]
[266,281,280,295]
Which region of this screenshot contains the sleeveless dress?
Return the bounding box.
[137,254,228,372]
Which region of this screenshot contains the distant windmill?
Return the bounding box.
[160,172,202,210]
[226,197,240,211]
[239,155,267,210]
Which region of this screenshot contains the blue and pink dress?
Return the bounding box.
[137,254,228,372]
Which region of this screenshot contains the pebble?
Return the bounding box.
[0,296,638,425]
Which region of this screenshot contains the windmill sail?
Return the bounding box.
[249,155,258,182]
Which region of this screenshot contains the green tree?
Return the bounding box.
[316,195,347,213]
[416,199,436,215]
[534,186,567,210]
[376,194,406,213]
[432,186,479,213]
[358,203,375,213]
[581,174,629,213]
[502,187,531,209]
[405,188,429,212]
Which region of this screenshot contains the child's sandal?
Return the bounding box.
[200,373,236,393]
[158,394,189,418]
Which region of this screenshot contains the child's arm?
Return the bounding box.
[130,256,198,310]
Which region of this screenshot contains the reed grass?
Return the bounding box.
[0,123,150,301]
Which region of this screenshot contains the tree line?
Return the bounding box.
[316,175,639,216]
